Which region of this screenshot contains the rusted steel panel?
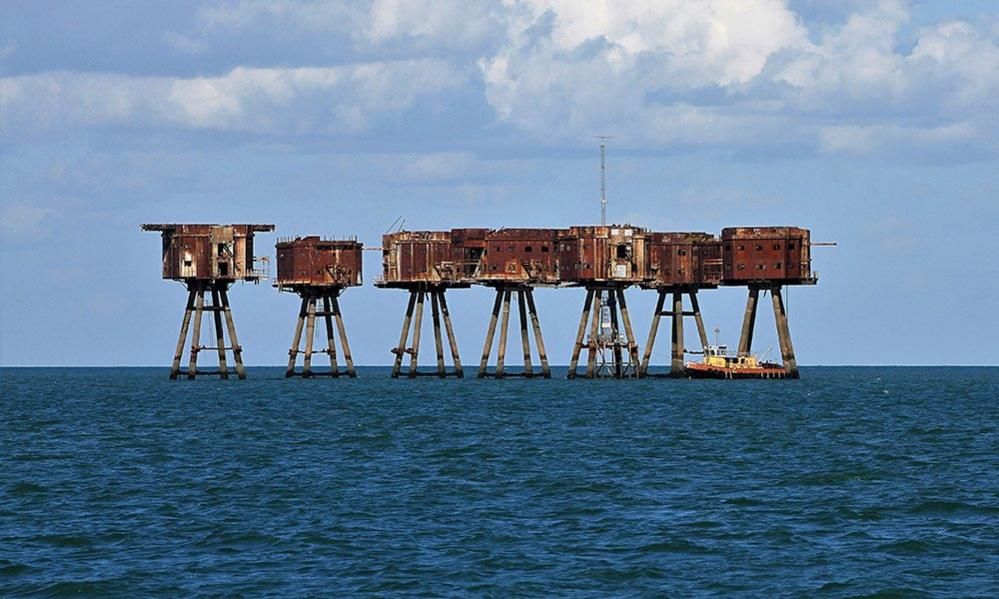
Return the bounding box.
[377,230,470,288]
[721,226,814,284]
[644,232,723,288]
[275,236,363,288]
[141,223,274,282]
[558,225,648,285]
[477,228,562,285]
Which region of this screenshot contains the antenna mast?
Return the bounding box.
[595,136,613,225]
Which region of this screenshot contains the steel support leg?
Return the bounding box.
[568,289,594,379]
[640,289,667,378]
[439,291,463,378]
[525,289,550,378]
[771,285,799,379]
[171,287,196,380]
[392,291,417,378]
[738,287,759,357]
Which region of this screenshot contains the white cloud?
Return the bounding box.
[162,32,209,55]
[0,61,466,135]
[0,204,56,245]
[476,0,999,156]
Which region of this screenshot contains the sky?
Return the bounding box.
[1,0,997,367]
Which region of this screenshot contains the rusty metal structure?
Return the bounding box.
[638,232,723,377]
[275,236,362,378]
[376,230,469,378]
[142,223,274,379]
[559,225,648,378]
[475,228,560,378]
[721,227,817,379]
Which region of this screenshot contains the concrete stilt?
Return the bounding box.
[567,289,594,379]
[219,288,245,379]
[438,291,463,378]
[478,289,504,378]
[525,289,551,378]
[738,287,760,357]
[517,290,534,378]
[391,291,417,378]
[171,288,196,380]
[586,289,602,378]
[431,291,446,378]
[771,285,799,379]
[495,289,512,378]
[211,289,229,379]
[332,293,356,377]
[322,295,340,378]
[187,287,205,380]
[670,291,685,377]
[302,294,317,378]
[639,289,667,378]
[616,288,640,375]
[408,291,425,378]
[690,291,709,352]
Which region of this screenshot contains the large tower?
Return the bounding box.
[376,230,470,378]
[275,236,362,378]
[560,225,648,379]
[473,228,561,379]
[142,223,274,379]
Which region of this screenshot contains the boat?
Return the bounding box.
[684,343,788,379]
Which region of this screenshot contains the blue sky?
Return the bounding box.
[1,0,997,366]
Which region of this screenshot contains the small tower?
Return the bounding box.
[275,236,362,378]
[638,232,722,377]
[376,230,469,378]
[559,225,648,379]
[142,223,274,379]
[721,226,818,379]
[474,228,560,379]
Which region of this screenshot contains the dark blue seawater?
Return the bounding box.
[1,367,997,597]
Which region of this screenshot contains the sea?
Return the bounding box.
[1,366,997,597]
